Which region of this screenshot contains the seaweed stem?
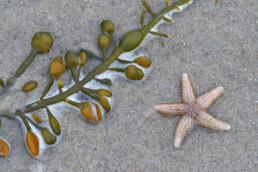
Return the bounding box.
[14,110,31,131]
[0,47,40,96]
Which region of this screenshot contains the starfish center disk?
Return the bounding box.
[185,101,200,119]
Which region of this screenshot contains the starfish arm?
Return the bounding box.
[182,73,195,103]
[174,115,195,148]
[196,111,230,130]
[155,103,186,114]
[197,86,223,110]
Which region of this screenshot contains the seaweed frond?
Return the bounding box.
[0,0,196,158]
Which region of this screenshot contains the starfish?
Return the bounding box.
[155,73,230,148]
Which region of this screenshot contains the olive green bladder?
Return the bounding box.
[41,128,57,145]
[22,81,38,93]
[118,30,144,52]
[65,51,79,82]
[46,108,61,136]
[101,20,114,34]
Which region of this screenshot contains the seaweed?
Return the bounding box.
[0,0,196,158]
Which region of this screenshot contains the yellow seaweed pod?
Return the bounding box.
[95,104,103,121]
[98,96,111,112]
[49,56,65,77]
[99,33,111,49]
[0,138,10,157]
[32,114,42,124]
[22,81,38,92]
[80,102,95,121]
[78,51,87,66]
[124,65,144,80]
[31,32,53,53]
[97,89,112,97]
[80,102,103,122]
[41,128,57,145]
[98,33,111,59]
[57,80,64,88]
[26,131,39,156]
[134,56,152,68]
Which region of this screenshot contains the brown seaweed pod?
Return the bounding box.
[26,131,39,156]
[0,138,10,157]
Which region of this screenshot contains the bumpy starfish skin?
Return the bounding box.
[155,73,230,148]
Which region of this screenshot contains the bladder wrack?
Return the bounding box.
[0,0,196,158]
